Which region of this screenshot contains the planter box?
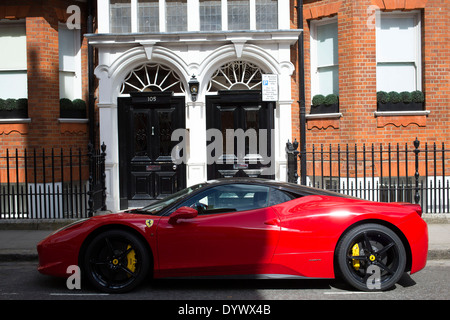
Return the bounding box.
[0,109,28,119]
[310,103,339,115]
[377,102,424,112]
[60,109,86,118]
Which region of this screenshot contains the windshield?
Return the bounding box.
[141,183,207,214]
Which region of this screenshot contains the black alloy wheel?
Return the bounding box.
[336,223,407,291]
[83,229,150,293]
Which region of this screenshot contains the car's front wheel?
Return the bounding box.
[83,229,150,293]
[335,223,407,291]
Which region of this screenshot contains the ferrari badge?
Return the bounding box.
[145,219,154,228]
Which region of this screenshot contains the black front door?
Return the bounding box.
[206,91,274,180]
[118,92,186,209]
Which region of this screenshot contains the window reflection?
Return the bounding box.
[110,0,131,33]
[200,0,222,31]
[138,0,159,32]
[166,0,187,32]
[228,0,250,30]
[256,0,278,30]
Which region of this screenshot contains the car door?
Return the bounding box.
[155,184,281,277]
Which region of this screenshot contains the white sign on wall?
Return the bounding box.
[262,74,278,101]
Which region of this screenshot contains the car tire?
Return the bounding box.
[335,223,406,291]
[83,229,150,293]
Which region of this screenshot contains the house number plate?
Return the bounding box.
[146,165,161,171]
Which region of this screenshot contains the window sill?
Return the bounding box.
[57,118,89,123]
[374,110,430,128]
[306,112,342,119]
[58,118,88,134]
[374,110,430,117]
[0,118,31,124]
[306,113,342,130]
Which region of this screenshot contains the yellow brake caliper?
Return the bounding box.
[126,245,137,276]
[352,243,360,271]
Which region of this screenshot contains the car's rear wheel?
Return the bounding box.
[83,229,150,293]
[335,223,406,291]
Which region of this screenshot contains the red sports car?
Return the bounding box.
[37,178,428,293]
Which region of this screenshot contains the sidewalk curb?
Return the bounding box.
[0,219,79,231]
[0,252,38,262]
[427,250,450,260]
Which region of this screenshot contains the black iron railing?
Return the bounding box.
[287,138,449,214]
[0,143,106,219]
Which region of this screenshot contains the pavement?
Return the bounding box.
[0,214,449,262]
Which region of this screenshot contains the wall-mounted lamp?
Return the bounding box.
[189,75,199,102]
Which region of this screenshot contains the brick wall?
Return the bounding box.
[0,1,91,183]
[291,0,450,149]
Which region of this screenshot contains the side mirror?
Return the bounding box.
[168,206,198,224]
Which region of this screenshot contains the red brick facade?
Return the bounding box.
[0,0,90,153]
[290,0,450,148]
[1,1,448,184]
[0,1,91,183]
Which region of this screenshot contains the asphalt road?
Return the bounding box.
[1,260,449,301]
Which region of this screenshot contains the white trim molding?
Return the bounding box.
[374,110,430,117]
[306,112,342,120]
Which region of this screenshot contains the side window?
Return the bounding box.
[178,184,270,215]
[269,188,295,206]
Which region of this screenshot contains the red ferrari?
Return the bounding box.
[37,178,428,293]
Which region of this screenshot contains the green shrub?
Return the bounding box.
[388,91,401,104]
[312,94,325,106]
[324,94,339,105]
[3,99,18,111]
[59,98,74,110]
[72,99,87,110]
[16,98,28,110]
[400,91,412,103]
[411,90,425,103]
[0,98,28,114]
[377,91,390,104]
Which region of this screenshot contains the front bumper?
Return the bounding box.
[398,215,428,274]
[37,225,87,278]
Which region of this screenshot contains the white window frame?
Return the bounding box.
[0,20,28,99]
[310,17,339,100]
[376,10,422,92]
[165,0,188,32]
[137,0,160,32]
[110,0,132,33]
[199,0,222,31]
[58,23,82,100]
[105,0,284,33]
[255,0,278,30]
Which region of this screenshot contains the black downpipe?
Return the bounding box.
[87,0,95,147]
[296,1,307,185]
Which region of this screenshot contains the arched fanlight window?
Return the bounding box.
[120,64,185,94]
[207,61,263,92]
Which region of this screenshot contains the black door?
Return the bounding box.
[206,91,274,180]
[118,92,186,209]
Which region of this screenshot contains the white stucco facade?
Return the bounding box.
[88,0,302,211]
